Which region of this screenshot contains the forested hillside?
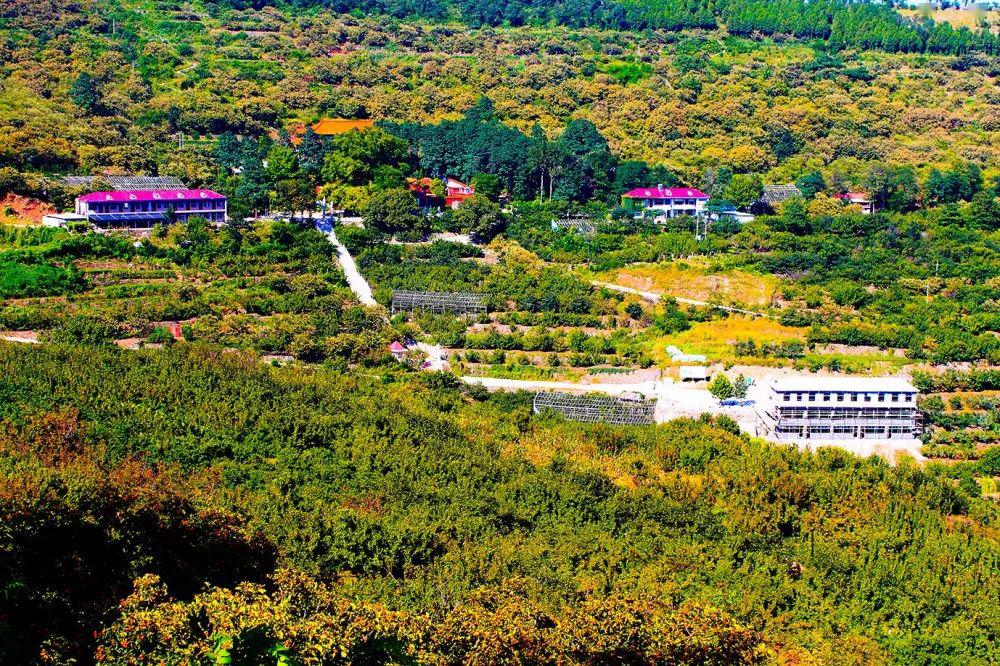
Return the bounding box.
[1,342,999,664]
[3,0,1000,193]
[4,0,1000,662]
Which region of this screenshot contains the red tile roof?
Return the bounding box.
[312,119,374,135]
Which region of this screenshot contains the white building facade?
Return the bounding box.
[622,186,710,218]
[768,377,921,441]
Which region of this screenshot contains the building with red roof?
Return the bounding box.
[312,118,374,136]
[834,192,874,215]
[622,186,710,218]
[444,178,474,209]
[75,189,227,229]
[407,177,475,210]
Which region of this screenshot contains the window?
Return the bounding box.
[891,393,898,402]
[783,394,790,402]
[877,393,885,402]
[904,394,913,402]
[822,393,830,402]
[864,394,871,402]
[836,393,844,402]
[808,392,816,402]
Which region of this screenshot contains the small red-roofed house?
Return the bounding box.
[444,178,474,209]
[834,192,875,215]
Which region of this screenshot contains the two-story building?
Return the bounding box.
[408,177,475,210]
[75,189,227,229]
[622,186,710,218]
[768,376,920,442]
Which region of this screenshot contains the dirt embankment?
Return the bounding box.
[0,193,56,224]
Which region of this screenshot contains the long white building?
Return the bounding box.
[767,376,921,442]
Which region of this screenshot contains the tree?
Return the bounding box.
[969,191,1000,230]
[452,194,506,243]
[321,128,410,187]
[887,166,920,212]
[274,178,316,222]
[471,173,501,201]
[69,72,101,114]
[362,188,426,237]
[722,174,763,210]
[552,119,616,203]
[807,192,845,218]
[732,374,750,399]
[527,124,552,200]
[265,145,299,184]
[297,128,327,180]
[708,373,734,400]
[863,164,894,210]
[796,171,826,198]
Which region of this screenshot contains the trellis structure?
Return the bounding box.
[533,391,656,426]
[550,216,596,234]
[391,290,487,315]
[62,175,187,190]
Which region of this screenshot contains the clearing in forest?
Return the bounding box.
[597,262,779,307]
[648,316,806,365]
[898,8,1000,32]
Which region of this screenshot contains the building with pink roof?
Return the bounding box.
[833,192,874,215]
[622,185,709,218]
[75,189,227,229]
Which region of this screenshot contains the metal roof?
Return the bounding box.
[62,175,187,190]
[760,184,802,204]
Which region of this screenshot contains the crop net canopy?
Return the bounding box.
[533,391,656,425]
[391,290,487,314]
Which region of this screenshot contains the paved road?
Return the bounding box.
[591,281,768,318]
[0,333,40,344]
[317,219,378,307]
[462,375,661,396]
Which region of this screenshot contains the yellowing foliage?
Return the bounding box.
[601,263,780,307]
[652,316,806,363]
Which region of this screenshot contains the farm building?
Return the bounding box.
[622,186,709,218]
[75,189,227,229]
[767,376,920,442]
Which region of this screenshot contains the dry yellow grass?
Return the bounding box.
[599,262,779,307]
[648,316,806,365]
[899,8,1000,32]
[0,213,38,227]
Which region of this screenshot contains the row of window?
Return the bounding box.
[91,212,225,228]
[776,407,915,418]
[776,424,915,438]
[643,199,700,206]
[780,391,913,404]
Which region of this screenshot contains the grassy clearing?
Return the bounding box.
[595,261,780,307]
[898,8,1000,32]
[646,316,805,365]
